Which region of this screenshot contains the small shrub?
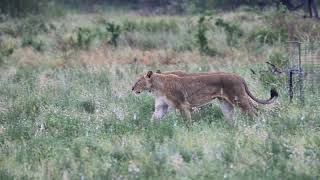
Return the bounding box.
[179,146,203,163]
[258,52,287,88]
[23,16,49,35]
[78,100,95,114]
[215,18,243,47]
[0,38,16,56]
[248,27,287,45]
[75,26,108,49]
[259,72,280,89]
[143,19,179,32]
[45,113,82,138]
[21,36,45,51]
[0,53,4,65]
[0,39,15,65]
[76,27,96,49]
[2,16,50,37]
[193,104,224,124]
[123,31,171,50]
[268,51,288,68]
[3,95,40,141]
[12,65,36,83]
[0,169,14,180]
[145,121,175,143]
[196,15,209,53]
[103,120,133,136]
[122,19,179,33]
[106,22,121,47]
[110,148,133,162]
[0,23,19,37]
[1,47,14,57]
[122,19,137,32]
[179,148,192,162]
[196,14,217,56]
[126,94,154,128]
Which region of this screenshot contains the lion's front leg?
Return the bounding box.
[151,97,170,121]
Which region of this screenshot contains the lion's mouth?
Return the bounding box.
[134,91,141,94]
[132,87,140,94]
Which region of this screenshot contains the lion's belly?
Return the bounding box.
[186,87,220,107]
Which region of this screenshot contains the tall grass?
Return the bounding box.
[0,7,320,180]
[1,63,320,179]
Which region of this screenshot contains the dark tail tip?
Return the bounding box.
[270,88,278,98]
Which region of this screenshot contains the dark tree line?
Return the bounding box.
[280,0,319,18]
[0,0,105,17]
[0,0,319,17]
[0,0,48,17]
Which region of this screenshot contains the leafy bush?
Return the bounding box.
[45,113,84,138]
[0,38,16,62]
[74,27,108,49]
[122,19,137,32]
[248,27,288,45]
[78,100,96,114]
[0,169,14,180]
[215,18,243,47]
[268,51,288,68]
[144,121,175,143]
[106,22,121,47]
[76,27,97,49]
[74,23,122,49]
[21,16,49,35]
[21,36,45,51]
[196,15,210,53]
[196,14,217,56]
[0,53,4,65]
[122,19,179,33]
[123,31,190,50]
[0,23,20,37]
[257,52,287,89]
[0,46,14,57]
[0,17,50,37]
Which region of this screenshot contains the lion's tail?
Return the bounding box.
[243,81,278,105]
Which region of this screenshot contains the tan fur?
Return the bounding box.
[132,70,278,127]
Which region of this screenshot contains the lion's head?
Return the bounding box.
[131,71,153,94]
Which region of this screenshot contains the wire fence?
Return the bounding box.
[287,41,320,105]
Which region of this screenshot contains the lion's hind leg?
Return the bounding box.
[178,104,192,128]
[219,99,235,127]
[152,104,170,121]
[249,100,259,116]
[238,97,256,117]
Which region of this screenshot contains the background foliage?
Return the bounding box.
[0,1,320,179]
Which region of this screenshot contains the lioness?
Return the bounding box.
[132,70,278,126]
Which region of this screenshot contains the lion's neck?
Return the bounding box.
[150,75,167,94]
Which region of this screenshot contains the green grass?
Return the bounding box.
[0,6,320,180]
[1,64,319,179]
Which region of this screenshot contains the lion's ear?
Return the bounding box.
[146,71,153,78]
[156,70,161,74]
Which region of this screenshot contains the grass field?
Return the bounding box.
[0,5,320,179]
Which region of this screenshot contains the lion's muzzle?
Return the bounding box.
[131,86,141,94]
